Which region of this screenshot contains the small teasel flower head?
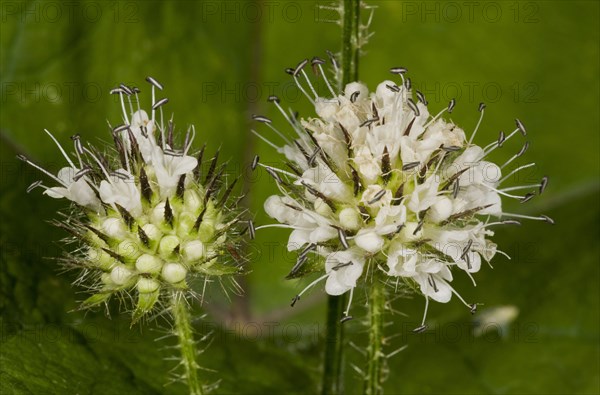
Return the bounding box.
[253,58,552,327]
[20,77,246,322]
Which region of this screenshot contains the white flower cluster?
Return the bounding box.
[20,78,243,320]
[255,62,551,325]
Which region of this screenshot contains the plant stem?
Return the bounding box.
[341,0,361,86]
[172,291,204,395]
[321,295,346,394]
[321,1,361,394]
[364,279,385,395]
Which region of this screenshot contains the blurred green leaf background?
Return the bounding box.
[1,1,598,394]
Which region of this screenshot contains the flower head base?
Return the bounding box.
[254,59,552,327]
[21,78,246,322]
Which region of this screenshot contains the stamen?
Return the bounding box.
[295,273,329,299]
[287,254,309,280]
[248,220,256,239]
[119,83,133,95]
[152,97,169,110]
[265,123,292,144]
[44,129,76,169]
[184,125,196,155]
[416,90,428,105]
[501,213,554,224]
[402,161,420,171]
[520,192,536,203]
[313,59,336,97]
[251,129,281,151]
[112,124,130,133]
[422,107,447,129]
[390,67,407,75]
[413,325,427,334]
[515,118,527,135]
[26,180,43,193]
[539,176,549,194]
[338,228,349,249]
[118,89,130,125]
[427,274,439,292]
[263,166,284,184]
[83,147,112,181]
[406,98,420,116]
[344,286,355,317]
[301,69,319,99]
[386,84,400,93]
[501,142,530,169]
[251,155,260,171]
[145,76,164,91]
[73,167,92,182]
[452,180,460,198]
[461,239,473,260]
[447,98,456,113]
[499,162,536,184]
[332,262,353,271]
[420,296,430,326]
[16,155,65,185]
[468,103,486,144]
[368,189,387,204]
[252,114,271,123]
[325,50,339,72]
[483,128,521,155]
[448,284,473,310]
[254,224,299,231]
[292,74,316,105]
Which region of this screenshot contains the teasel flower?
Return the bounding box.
[252,58,552,329]
[19,77,246,394]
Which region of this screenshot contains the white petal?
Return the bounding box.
[325,274,350,296]
[44,187,68,199]
[354,230,384,253]
[288,229,310,251]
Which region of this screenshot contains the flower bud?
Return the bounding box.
[111,265,134,286]
[136,254,163,273]
[159,235,180,258]
[339,207,361,230]
[137,277,160,293]
[102,217,127,239]
[183,240,204,262]
[162,263,187,283]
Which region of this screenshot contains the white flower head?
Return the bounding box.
[20,77,247,322]
[254,60,552,324]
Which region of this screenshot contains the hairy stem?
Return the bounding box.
[321,1,361,394]
[341,0,361,86]
[364,279,385,395]
[172,291,204,395]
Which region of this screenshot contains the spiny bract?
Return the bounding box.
[253,59,552,328]
[20,77,246,322]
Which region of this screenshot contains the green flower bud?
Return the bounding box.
[182,240,204,262]
[136,254,163,274]
[111,265,135,286]
[339,207,362,231]
[159,235,180,258]
[137,277,160,293]
[162,263,187,283]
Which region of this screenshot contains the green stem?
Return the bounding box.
[364,279,385,395]
[321,294,346,394]
[172,291,204,395]
[341,0,361,86]
[321,1,361,394]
